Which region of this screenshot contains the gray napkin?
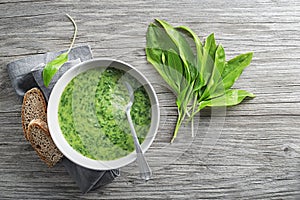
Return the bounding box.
[6,45,120,193]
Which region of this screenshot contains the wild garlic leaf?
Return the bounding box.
[198,89,255,110]
[42,14,77,87]
[207,34,218,61]
[43,52,68,87]
[146,48,179,93]
[146,23,180,92]
[176,26,203,57]
[201,45,226,100]
[201,33,217,88]
[207,52,253,100]
[176,26,204,92]
[214,45,226,79]
[146,24,181,94]
[222,52,253,90]
[155,19,196,82]
[161,51,182,92]
[166,49,184,90]
[146,23,178,54]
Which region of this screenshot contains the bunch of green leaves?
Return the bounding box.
[42,14,77,87]
[146,19,255,143]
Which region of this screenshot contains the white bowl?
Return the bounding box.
[48,58,160,170]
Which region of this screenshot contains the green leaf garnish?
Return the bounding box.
[42,14,77,87]
[42,52,68,87]
[146,19,255,143]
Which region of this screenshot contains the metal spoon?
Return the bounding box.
[124,81,152,181]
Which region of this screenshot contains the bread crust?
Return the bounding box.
[22,88,47,140]
[28,119,63,167]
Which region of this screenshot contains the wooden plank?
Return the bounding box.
[0,0,299,199]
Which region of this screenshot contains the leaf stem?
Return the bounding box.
[191,93,198,137]
[189,106,201,121]
[170,110,186,143]
[65,14,77,54]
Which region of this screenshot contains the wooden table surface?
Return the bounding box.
[1,0,300,199]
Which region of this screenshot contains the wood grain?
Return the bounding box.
[0,0,300,199]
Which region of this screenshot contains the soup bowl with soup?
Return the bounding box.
[47,59,160,170]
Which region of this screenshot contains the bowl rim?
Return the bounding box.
[47,58,160,170]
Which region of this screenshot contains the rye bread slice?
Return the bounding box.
[28,119,63,167]
[22,88,47,140]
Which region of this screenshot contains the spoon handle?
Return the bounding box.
[136,149,152,181]
[126,111,152,181]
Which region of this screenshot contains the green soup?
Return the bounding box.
[58,67,152,160]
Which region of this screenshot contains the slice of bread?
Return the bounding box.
[28,119,63,168]
[22,88,47,140]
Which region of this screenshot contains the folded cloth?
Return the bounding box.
[7,45,120,193]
